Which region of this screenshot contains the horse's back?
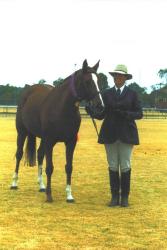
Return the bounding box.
[18,84,53,109]
[17,84,53,136]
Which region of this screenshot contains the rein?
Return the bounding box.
[69,73,101,137]
[90,115,99,137]
[87,101,99,137]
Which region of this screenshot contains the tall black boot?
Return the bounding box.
[121,170,131,207]
[108,170,120,207]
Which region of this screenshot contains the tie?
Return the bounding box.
[116,88,121,97]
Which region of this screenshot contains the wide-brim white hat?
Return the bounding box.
[109,64,132,80]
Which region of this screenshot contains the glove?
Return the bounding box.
[85,104,105,119]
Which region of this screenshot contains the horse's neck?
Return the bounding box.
[63,76,80,104]
[51,81,79,112]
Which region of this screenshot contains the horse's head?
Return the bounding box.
[75,60,104,114]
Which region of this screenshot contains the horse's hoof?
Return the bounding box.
[45,196,53,203]
[45,199,53,203]
[66,199,75,203]
[10,186,18,190]
[39,188,46,192]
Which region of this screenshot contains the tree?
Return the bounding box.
[38,79,46,84]
[53,78,64,87]
[150,85,167,108]
[0,84,23,105]
[158,68,167,85]
[128,82,147,95]
[128,82,148,107]
[98,73,109,92]
[151,83,165,91]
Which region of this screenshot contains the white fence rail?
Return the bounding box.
[0,106,167,119]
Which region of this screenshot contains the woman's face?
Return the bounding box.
[113,74,127,88]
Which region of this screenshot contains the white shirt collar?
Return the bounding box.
[115,85,125,93]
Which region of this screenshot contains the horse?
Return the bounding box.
[10,59,104,202]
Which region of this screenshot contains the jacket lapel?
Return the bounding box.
[120,86,128,98]
[106,86,129,103]
[111,86,128,98]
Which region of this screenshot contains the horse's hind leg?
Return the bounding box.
[65,138,77,203]
[37,140,46,192]
[11,130,27,189]
[45,141,54,202]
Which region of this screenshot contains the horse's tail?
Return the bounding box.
[25,134,36,167]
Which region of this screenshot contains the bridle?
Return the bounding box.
[69,72,102,103]
[69,73,80,100]
[69,72,103,137]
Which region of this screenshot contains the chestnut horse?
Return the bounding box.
[11,60,104,202]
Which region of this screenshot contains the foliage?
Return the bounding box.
[0,84,23,105]
[98,73,109,91]
[0,68,167,108]
[158,68,167,84]
[128,82,150,107]
[128,82,147,94]
[38,79,46,84]
[53,78,64,87]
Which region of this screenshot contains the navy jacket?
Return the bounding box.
[92,86,143,145]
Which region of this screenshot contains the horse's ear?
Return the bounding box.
[92,60,100,72]
[82,59,88,73]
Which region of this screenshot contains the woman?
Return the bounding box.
[86,64,143,207]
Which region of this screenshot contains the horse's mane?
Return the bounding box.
[53,70,81,89]
[53,66,98,92]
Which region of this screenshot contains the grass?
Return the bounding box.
[0,117,167,249]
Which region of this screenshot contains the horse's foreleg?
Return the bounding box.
[11,172,18,190]
[45,143,54,202]
[38,165,46,192]
[11,131,27,189]
[37,140,46,192]
[65,138,77,202]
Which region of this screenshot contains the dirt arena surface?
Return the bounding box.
[0,117,167,249]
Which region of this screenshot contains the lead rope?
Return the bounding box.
[87,100,99,137]
[70,71,100,137]
[91,116,99,137]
